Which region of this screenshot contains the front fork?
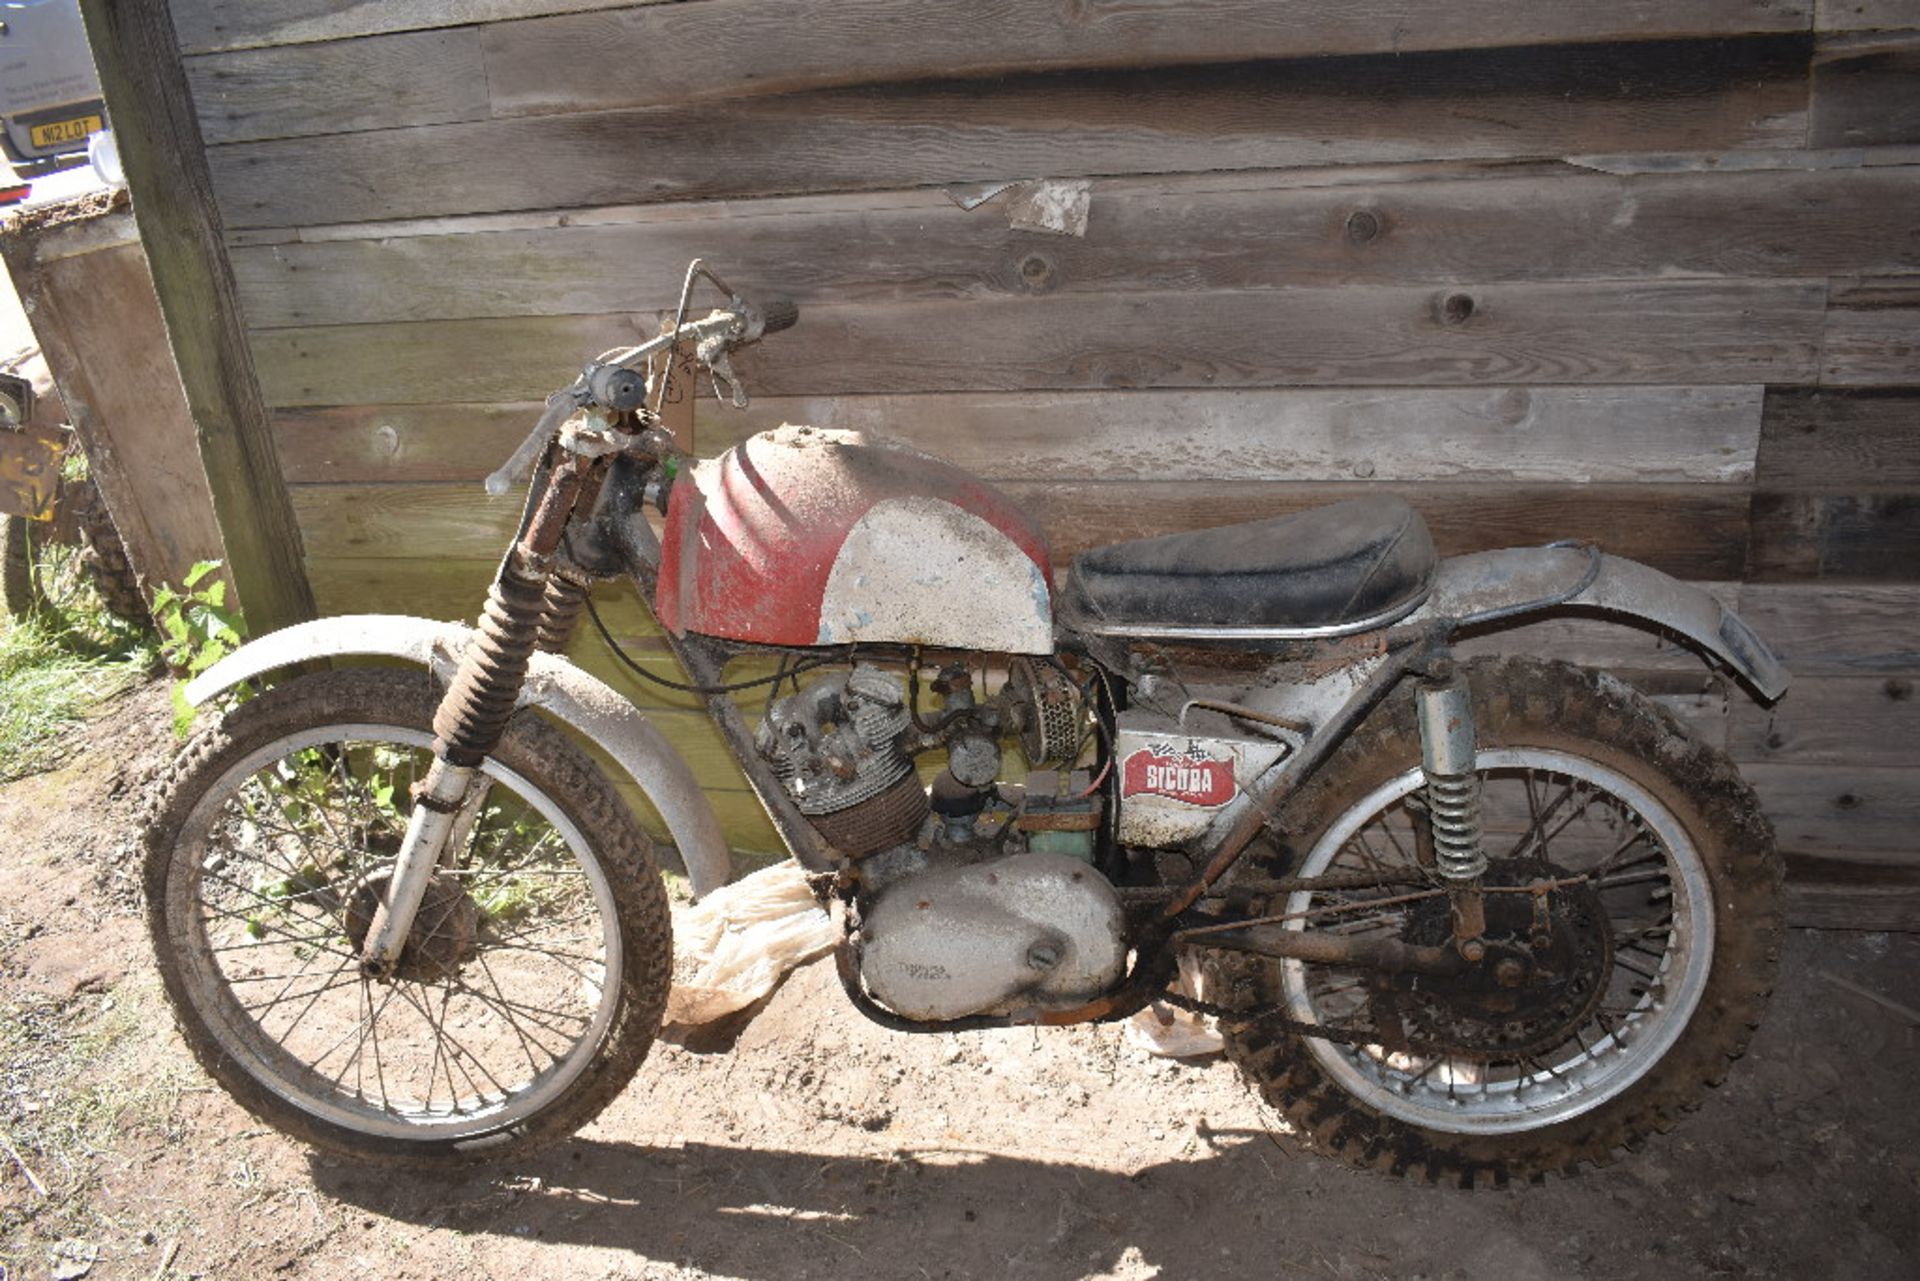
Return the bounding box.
[358,457,600,979]
[1415,661,1489,958]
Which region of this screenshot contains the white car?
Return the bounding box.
[0,0,104,178]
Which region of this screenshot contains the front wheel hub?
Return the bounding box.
[345,870,480,984]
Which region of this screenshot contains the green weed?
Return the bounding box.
[148,559,246,735]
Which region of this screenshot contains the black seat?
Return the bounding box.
[1058,496,1436,635]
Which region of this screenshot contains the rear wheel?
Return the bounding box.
[1213,659,1781,1184]
[143,668,673,1166]
[0,479,148,628]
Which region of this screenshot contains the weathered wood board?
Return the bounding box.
[0,208,227,592]
[1730,675,1920,767]
[1758,389,1920,487]
[170,0,657,55]
[1818,1,1920,31]
[204,40,1812,230]
[271,386,1765,487]
[1747,765,1920,853]
[1821,277,1920,386]
[1782,855,1920,930]
[186,27,490,145]
[1810,32,1920,145]
[1748,492,1920,580]
[226,166,1920,329]
[250,282,1827,408]
[1738,584,1920,672]
[174,1,1817,113]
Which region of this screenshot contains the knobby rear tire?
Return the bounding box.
[1212,658,1782,1186]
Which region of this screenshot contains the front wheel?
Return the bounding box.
[142,668,673,1166]
[1213,659,1782,1184]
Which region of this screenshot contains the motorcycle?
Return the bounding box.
[142,262,1787,1183]
[0,365,148,628]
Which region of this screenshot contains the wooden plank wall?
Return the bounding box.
[163,0,1920,923]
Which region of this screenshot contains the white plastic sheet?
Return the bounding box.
[1125,954,1224,1059]
[665,860,835,1029]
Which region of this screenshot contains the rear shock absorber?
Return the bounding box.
[1416,666,1488,950]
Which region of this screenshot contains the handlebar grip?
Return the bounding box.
[759,298,799,335]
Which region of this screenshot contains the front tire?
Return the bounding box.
[143,668,673,1167]
[1215,659,1781,1184]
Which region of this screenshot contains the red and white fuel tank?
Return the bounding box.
[655,426,1056,654]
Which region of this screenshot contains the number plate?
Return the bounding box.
[28,114,102,150]
[0,428,66,522]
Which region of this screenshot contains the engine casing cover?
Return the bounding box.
[859,852,1127,1021]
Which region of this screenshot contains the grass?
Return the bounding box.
[0,542,156,784]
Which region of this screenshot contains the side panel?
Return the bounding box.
[1115,728,1289,848]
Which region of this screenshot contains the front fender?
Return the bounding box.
[183,615,733,897]
[1404,549,1789,702]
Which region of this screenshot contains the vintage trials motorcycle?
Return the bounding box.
[143,263,1788,1184]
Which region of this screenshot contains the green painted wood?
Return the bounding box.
[290,478,1755,578]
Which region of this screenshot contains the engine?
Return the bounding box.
[755,659,1129,1021]
[753,665,928,858]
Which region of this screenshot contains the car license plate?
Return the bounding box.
[29,114,102,149]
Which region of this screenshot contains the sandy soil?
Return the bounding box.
[1,680,1916,1281]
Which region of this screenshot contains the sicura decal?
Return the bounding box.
[1120,741,1235,807]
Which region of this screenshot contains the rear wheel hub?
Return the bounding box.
[1397,860,1612,1059]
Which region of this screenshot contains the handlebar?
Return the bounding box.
[483,288,798,496]
[760,297,799,336]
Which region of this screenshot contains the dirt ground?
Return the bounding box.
[1,680,1916,1281]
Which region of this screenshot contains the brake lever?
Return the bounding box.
[699,335,751,409]
[483,385,583,496]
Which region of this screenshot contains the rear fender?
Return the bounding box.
[182,614,734,897]
[1404,549,1789,702]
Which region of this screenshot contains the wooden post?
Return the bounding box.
[76,0,315,633]
[1,200,231,594]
